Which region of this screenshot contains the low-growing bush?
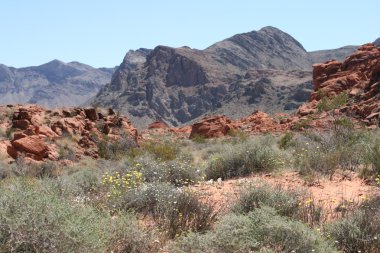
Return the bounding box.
[58,144,77,161]
[293,128,369,180]
[97,133,136,160]
[0,178,156,253]
[109,182,216,238]
[136,156,202,186]
[62,168,101,195]
[205,138,282,179]
[278,131,295,150]
[141,141,179,161]
[316,92,348,112]
[171,207,336,253]
[325,197,380,253]
[233,182,324,226]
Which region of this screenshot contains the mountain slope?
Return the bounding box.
[91,27,316,128]
[309,46,359,64]
[374,38,380,46]
[205,26,312,71]
[0,60,115,108]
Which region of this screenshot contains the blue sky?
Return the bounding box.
[0,0,379,68]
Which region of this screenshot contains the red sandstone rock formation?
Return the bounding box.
[190,115,237,138]
[300,43,380,127]
[0,104,138,162]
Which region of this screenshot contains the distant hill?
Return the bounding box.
[309,46,359,64]
[91,26,357,128]
[0,60,116,108]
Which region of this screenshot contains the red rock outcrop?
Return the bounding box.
[190,115,237,138]
[235,111,288,133]
[148,121,169,129]
[301,43,380,127]
[0,104,138,162]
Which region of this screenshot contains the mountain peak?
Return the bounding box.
[258,26,282,33]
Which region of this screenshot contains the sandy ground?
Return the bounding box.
[193,170,380,214]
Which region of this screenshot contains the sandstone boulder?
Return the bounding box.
[12,136,49,158]
[190,116,236,138]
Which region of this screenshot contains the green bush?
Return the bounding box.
[113,182,216,238]
[326,197,380,253]
[293,129,369,179]
[58,144,77,161]
[233,182,323,226]
[191,133,207,144]
[0,178,154,253]
[171,207,336,253]
[136,156,202,186]
[97,133,136,160]
[278,132,295,149]
[141,141,179,161]
[62,168,101,195]
[317,92,348,112]
[205,138,282,179]
[363,141,380,178]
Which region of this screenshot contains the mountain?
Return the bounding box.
[374,38,380,46]
[91,27,316,127]
[91,26,360,128]
[0,60,116,108]
[309,46,359,64]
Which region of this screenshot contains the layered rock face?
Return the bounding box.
[0,105,137,162]
[0,60,115,108]
[300,44,380,126]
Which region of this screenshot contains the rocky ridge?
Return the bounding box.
[187,44,380,138]
[91,27,364,128]
[0,60,115,108]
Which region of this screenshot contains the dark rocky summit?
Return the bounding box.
[0,60,115,108]
[91,27,317,127]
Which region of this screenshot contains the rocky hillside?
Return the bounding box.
[0,60,115,108]
[91,27,359,128]
[375,38,380,46]
[178,43,380,139]
[309,46,358,64]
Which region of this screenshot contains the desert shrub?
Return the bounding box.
[293,128,369,180]
[97,133,136,160]
[109,182,216,238]
[292,117,313,131]
[141,141,179,161]
[205,137,282,179]
[0,178,154,253]
[62,169,101,195]
[362,140,380,178]
[135,156,202,186]
[171,207,336,253]
[191,133,207,144]
[34,161,60,178]
[58,144,77,161]
[326,197,380,253]
[233,182,323,225]
[317,92,348,112]
[277,131,295,149]
[0,162,13,180]
[227,128,249,142]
